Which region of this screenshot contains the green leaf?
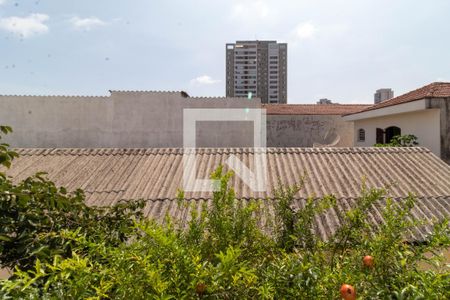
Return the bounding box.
[0,235,12,242]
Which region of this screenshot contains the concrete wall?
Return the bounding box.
[0,92,354,148]
[267,115,354,147]
[353,109,441,157]
[0,92,261,148]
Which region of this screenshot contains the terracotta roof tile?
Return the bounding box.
[347,82,450,115]
[263,104,371,115]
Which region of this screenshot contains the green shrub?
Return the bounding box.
[374,134,419,147]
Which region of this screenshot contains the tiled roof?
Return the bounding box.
[263,104,371,115]
[346,82,450,115]
[5,147,450,242]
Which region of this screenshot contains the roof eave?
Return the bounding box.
[343,99,428,121]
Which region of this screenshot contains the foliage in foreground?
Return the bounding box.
[0,128,449,299]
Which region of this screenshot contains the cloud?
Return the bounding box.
[231,1,270,20]
[293,22,317,39]
[0,14,49,38]
[70,16,107,31]
[0,0,7,5]
[190,75,221,86]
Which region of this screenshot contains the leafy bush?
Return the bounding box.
[0,127,145,272]
[0,126,18,168]
[0,127,449,299]
[374,134,419,147]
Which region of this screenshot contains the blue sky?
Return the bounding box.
[0,0,449,103]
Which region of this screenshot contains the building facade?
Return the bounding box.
[374,88,394,104]
[226,40,287,104]
[316,98,333,104]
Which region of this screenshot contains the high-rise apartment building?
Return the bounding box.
[226,40,287,104]
[374,88,394,104]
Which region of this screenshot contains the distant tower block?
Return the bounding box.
[374,88,394,104]
[226,40,287,104]
[317,98,333,104]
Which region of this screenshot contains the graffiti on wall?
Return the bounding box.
[266,115,351,147]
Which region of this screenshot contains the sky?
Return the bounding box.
[0,0,449,104]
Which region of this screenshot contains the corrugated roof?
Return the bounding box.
[346,82,450,115]
[5,147,450,241]
[263,104,371,115]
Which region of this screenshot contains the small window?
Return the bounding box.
[358,129,365,142]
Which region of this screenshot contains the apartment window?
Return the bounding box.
[358,129,365,142]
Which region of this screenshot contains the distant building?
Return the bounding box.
[317,98,333,105]
[374,88,394,104]
[226,40,287,104]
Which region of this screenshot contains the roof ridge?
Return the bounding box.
[114,195,450,202]
[14,147,432,156]
[188,96,260,100]
[109,90,185,94]
[263,103,371,105]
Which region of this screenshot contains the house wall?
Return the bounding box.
[267,115,354,147]
[353,109,441,157]
[427,98,450,164]
[0,92,354,148]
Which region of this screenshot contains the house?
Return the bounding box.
[5,147,450,242]
[343,82,450,163]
